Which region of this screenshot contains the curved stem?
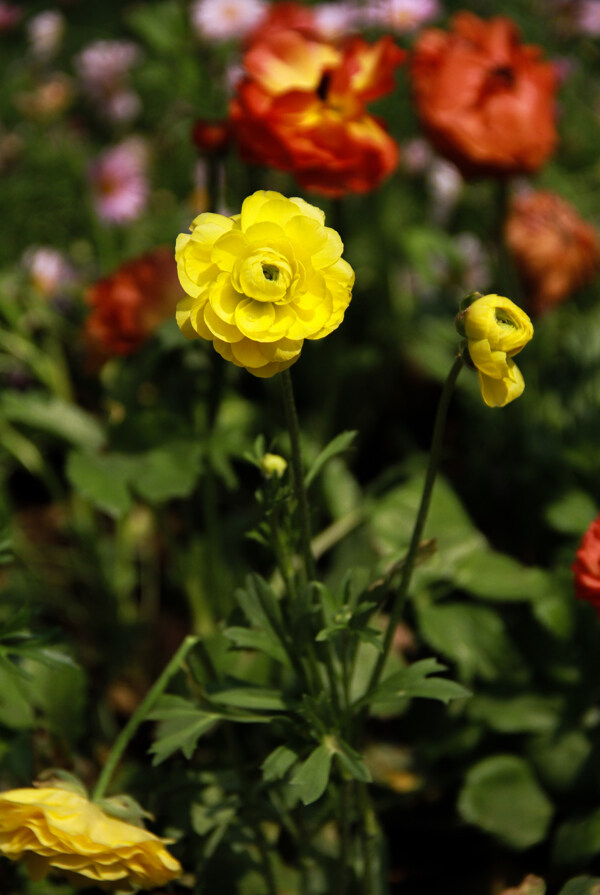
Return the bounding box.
[92,635,199,801]
[365,356,464,700]
[280,369,316,582]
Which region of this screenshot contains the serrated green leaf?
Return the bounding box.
[458,755,554,850]
[261,746,298,782]
[148,695,221,765]
[206,682,288,711]
[367,659,471,708]
[304,431,358,488]
[290,744,333,805]
[224,627,289,666]
[335,741,372,783]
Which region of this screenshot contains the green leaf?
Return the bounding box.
[453,551,552,602]
[555,811,600,865]
[0,393,105,451]
[235,575,284,640]
[545,491,597,535]
[468,694,563,735]
[367,658,471,708]
[0,664,34,729]
[148,695,221,765]
[290,744,333,805]
[304,431,358,488]
[458,755,554,849]
[125,0,188,54]
[223,627,289,666]
[528,730,592,793]
[206,682,288,711]
[66,452,133,518]
[24,655,86,743]
[261,746,298,782]
[129,441,202,503]
[416,601,525,683]
[558,878,600,895]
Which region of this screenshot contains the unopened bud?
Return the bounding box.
[259,453,287,479]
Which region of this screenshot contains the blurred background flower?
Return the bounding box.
[191,0,268,42]
[505,189,600,313]
[84,246,181,358]
[89,137,149,224]
[27,10,65,60]
[367,0,440,33]
[75,39,141,123]
[411,13,558,176]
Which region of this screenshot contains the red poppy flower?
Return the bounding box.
[506,190,599,313]
[573,515,600,615]
[410,13,558,177]
[231,30,405,196]
[84,247,181,358]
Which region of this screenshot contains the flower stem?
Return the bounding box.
[365,356,464,699]
[92,635,199,802]
[280,369,316,582]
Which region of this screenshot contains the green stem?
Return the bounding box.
[92,635,199,801]
[365,356,464,700]
[336,778,352,895]
[280,369,315,582]
[357,783,378,895]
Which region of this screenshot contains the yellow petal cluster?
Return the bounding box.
[462,293,533,407]
[175,190,354,377]
[0,787,181,890]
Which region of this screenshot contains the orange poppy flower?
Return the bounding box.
[231,30,405,196]
[506,190,599,312]
[84,247,182,358]
[411,13,558,177]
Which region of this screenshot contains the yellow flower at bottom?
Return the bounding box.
[175,190,354,377]
[0,787,181,890]
[459,293,533,408]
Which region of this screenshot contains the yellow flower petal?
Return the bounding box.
[478,359,525,407]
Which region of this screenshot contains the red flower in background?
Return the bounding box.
[506,190,599,313]
[84,247,181,358]
[231,29,405,196]
[410,13,558,177]
[573,515,600,616]
[191,118,233,156]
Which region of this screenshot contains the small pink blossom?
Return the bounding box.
[23,247,75,296]
[576,0,600,35]
[0,2,21,32]
[75,40,141,122]
[27,10,65,59]
[313,3,361,40]
[191,0,268,41]
[89,138,149,224]
[366,0,440,33]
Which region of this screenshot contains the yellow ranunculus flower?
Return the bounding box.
[461,293,533,408]
[0,786,181,890]
[175,190,354,377]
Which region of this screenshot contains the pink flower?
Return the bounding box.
[27,10,65,59]
[576,0,600,35]
[190,0,268,41]
[366,0,440,32]
[89,138,149,224]
[0,2,21,32]
[312,3,361,39]
[75,40,141,122]
[22,246,75,296]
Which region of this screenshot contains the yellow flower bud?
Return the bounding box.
[0,786,181,889]
[259,453,288,479]
[461,293,533,407]
[175,190,354,377]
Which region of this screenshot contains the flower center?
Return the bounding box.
[262,263,279,282]
[495,309,516,329]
